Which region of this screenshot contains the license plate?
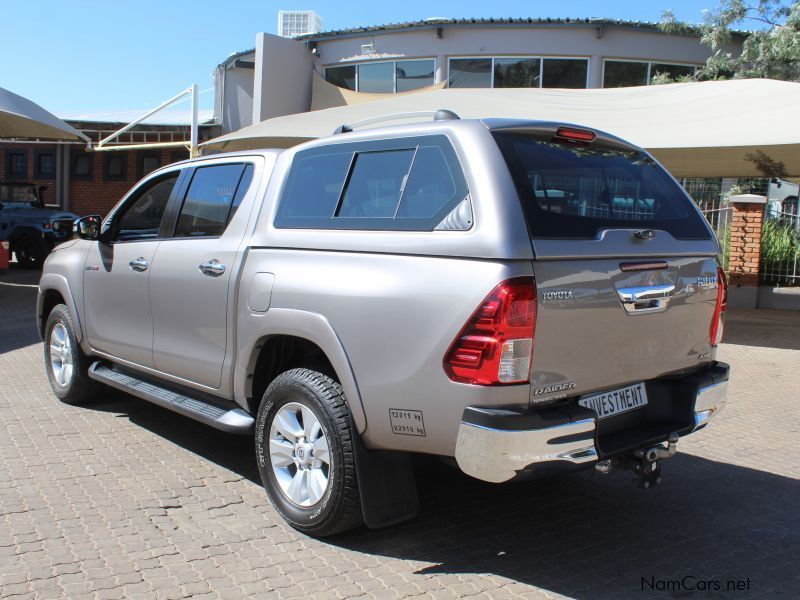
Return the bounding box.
[578,383,648,420]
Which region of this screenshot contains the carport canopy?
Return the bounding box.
[0,86,90,142]
[202,78,800,178]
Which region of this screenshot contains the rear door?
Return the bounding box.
[493,130,721,404]
[148,161,256,389]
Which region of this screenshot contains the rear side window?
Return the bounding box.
[275,135,469,231]
[494,132,711,240]
[174,164,249,238]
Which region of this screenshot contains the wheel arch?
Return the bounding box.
[237,308,367,434]
[38,273,83,343]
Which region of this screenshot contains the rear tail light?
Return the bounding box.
[444,277,536,385]
[710,267,727,347]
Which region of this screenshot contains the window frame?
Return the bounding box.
[103,153,128,182]
[165,161,256,240]
[325,58,436,93]
[5,150,28,180]
[34,149,56,180]
[274,134,470,232]
[137,153,162,179]
[71,151,94,180]
[602,58,699,88]
[447,55,590,89]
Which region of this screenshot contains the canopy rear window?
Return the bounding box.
[493,132,711,240]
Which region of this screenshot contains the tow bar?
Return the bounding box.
[595,432,679,488]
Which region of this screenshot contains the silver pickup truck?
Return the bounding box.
[38,114,729,537]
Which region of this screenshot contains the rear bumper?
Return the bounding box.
[455,362,729,483]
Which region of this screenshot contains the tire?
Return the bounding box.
[44,304,98,405]
[14,235,49,269]
[255,368,363,537]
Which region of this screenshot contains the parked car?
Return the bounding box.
[0,182,76,268]
[37,113,729,537]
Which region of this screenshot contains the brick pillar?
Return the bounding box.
[726,194,767,307]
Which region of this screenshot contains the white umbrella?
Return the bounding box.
[202,79,800,178]
[0,86,90,142]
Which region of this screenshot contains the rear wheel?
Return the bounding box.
[44,304,98,405]
[255,368,363,537]
[14,235,49,269]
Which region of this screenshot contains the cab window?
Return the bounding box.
[173,164,251,238]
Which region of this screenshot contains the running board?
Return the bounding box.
[88,362,253,435]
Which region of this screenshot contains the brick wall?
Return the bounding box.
[727,198,765,287]
[0,144,59,205]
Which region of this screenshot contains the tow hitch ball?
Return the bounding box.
[595,433,679,489]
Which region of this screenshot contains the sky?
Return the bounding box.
[0,0,734,120]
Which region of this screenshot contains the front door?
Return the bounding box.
[149,162,255,388]
[83,172,181,367]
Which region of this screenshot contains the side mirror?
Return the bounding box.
[75,215,102,241]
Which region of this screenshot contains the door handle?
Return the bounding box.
[616,284,675,314]
[199,259,226,277]
[129,257,149,272]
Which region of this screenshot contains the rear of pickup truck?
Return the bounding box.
[454,125,729,485]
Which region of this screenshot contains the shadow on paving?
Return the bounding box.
[723,307,800,351]
[78,389,798,598]
[0,266,41,354]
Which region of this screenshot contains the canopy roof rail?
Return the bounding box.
[332,109,459,135]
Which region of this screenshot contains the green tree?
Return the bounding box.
[660,0,800,81]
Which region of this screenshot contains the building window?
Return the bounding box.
[603,60,698,88]
[603,61,649,88]
[71,152,93,180]
[138,153,161,178]
[170,149,189,164]
[449,58,492,88]
[396,60,435,92]
[326,59,435,93]
[34,150,56,180]
[103,154,127,181]
[449,57,588,89]
[6,150,28,180]
[541,58,588,88]
[326,65,356,91]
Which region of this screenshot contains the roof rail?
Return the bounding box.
[332,109,460,135]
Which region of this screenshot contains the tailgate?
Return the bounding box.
[530,253,720,404]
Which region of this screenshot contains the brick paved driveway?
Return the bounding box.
[1,268,799,599]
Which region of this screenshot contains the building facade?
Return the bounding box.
[213,18,744,134]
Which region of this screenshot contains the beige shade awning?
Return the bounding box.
[203,78,800,178]
[310,72,447,111]
[0,86,90,142]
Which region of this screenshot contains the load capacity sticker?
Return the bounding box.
[389,409,426,436]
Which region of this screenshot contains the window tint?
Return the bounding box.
[275,135,469,231]
[396,60,435,92]
[449,58,492,88]
[115,174,179,241]
[326,65,356,90]
[541,59,588,88]
[493,132,711,240]
[603,61,648,88]
[227,163,255,224]
[357,62,394,93]
[494,58,540,88]
[174,164,246,238]
[338,150,415,218]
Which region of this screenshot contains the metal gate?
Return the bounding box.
[761,203,800,286]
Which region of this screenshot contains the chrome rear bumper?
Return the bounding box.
[455,364,729,483]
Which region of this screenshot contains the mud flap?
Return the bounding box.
[353,429,419,529]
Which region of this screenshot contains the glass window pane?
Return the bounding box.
[357,62,394,93]
[396,145,460,219]
[175,164,245,237]
[116,175,178,240]
[449,58,491,88]
[650,63,695,81]
[396,59,435,92]
[542,59,588,89]
[493,58,540,88]
[325,65,356,90]
[280,151,352,220]
[338,149,415,218]
[603,61,648,88]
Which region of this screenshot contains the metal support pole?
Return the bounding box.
[190,83,199,157]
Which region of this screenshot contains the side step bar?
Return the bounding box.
[88,362,254,435]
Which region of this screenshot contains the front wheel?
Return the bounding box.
[44,304,98,405]
[255,368,363,537]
